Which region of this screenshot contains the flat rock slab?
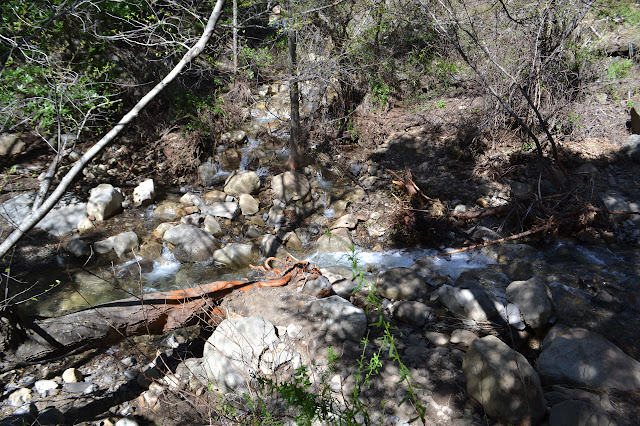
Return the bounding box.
[221,286,366,359]
[537,326,640,391]
[0,192,87,236]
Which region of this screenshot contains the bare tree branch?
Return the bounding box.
[0,0,227,259]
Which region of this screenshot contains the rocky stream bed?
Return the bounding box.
[1,87,640,425]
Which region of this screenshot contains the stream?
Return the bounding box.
[7,111,640,361]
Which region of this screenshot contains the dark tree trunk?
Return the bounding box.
[285,0,302,171]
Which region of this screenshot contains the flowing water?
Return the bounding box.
[10,114,640,360]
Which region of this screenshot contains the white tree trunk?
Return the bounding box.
[0,0,227,259]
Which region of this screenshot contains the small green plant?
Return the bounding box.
[434,99,447,109]
[172,92,226,136]
[607,58,634,80]
[370,76,392,109]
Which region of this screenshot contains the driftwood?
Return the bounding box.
[1,257,320,370]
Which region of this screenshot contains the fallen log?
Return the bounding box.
[1,257,320,370]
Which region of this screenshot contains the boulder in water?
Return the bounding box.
[87,184,124,221]
[271,171,310,203]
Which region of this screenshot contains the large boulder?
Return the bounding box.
[463,335,546,425]
[305,296,367,342]
[212,243,259,268]
[548,399,616,426]
[0,133,25,156]
[435,283,503,322]
[506,277,553,332]
[271,171,310,203]
[224,170,261,196]
[162,224,220,262]
[87,184,124,221]
[202,316,279,396]
[377,268,428,301]
[537,326,640,391]
[315,228,353,252]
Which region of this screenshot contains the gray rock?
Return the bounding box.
[342,186,366,203]
[549,385,613,411]
[425,331,450,346]
[300,276,333,297]
[93,236,115,254]
[115,418,140,426]
[224,170,261,196]
[87,184,124,221]
[93,231,139,259]
[330,214,358,230]
[0,192,87,236]
[197,161,217,186]
[62,367,83,383]
[377,267,427,301]
[549,399,616,426]
[202,317,279,395]
[212,243,258,268]
[8,388,32,407]
[239,193,259,215]
[435,284,503,322]
[272,171,311,203]
[506,277,553,331]
[34,380,58,395]
[113,231,139,258]
[63,382,94,393]
[391,301,433,326]
[450,329,478,349]
[200,201,239,220]
[220,130,247,145]
[316,227,354,252]
[305,296,367,342]
[66,237,91,257]
[600,191,632,222]
[37,406,65,425]
[76,217,95,233]
[132,179,155,207]
[266,199,286,227]
[462,335,545,425]
[203,215,223,237]
[537,326,640,391]
[0,133,25,155]
[625,134,640,162]
[163,224,220,262]
[259,234,282,257]
[506,303,526,330]
[482,243,540,263]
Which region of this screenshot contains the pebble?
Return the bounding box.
[425,331,451,346]
[8,388,32,407]
[34,379,58,396]
[62,367,83,383]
